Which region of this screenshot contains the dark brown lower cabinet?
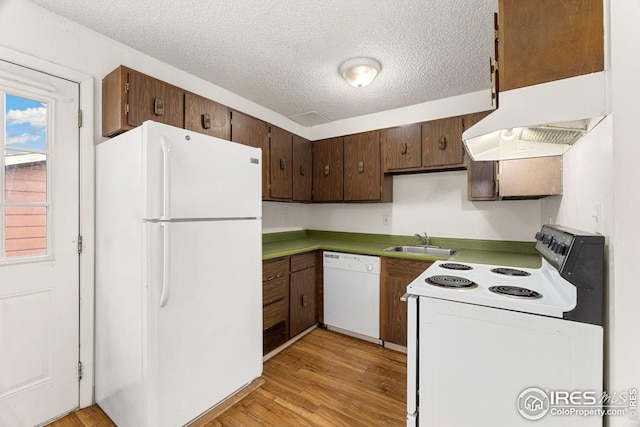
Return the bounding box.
[380,257,432,347]
[262,257,289,354]
[290,264,316,337]
[263,252,318,355]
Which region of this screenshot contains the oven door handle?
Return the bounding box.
[407,294,419,418]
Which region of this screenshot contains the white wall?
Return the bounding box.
[303,171,542,241]
[263,171,544,241]
[609,1,640,426]
[542,116,614,237]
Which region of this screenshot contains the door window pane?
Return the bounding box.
[2,93,49,259]
[5,206,47,258]
[5,151,47,203]
[5,94,47,151]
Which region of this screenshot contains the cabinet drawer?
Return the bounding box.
[385,258,433,277]
[263,298,288,330]
[263,257,289,281]
[290,252,316,272]
[263,276,288,306]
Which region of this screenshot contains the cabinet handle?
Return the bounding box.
[400,142,408,154]
[202,113,211,129]
[280,158,286,170]
[154,98,165,116]
[324,165,330,176]
[300,165,305,176]
[438,136,447,150]
[302,294,308,307]
[358,161,364,173]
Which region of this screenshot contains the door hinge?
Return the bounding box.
[125,103,130,115]
[78,361,83,380]
[125,81,130,93]
[78,235,83,254]
[78,109,83,128]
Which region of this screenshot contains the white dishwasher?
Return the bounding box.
[323,251,381,342]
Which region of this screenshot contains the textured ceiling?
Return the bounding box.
[26,0,497,125]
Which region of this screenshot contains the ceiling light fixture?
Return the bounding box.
[339,57,381,88]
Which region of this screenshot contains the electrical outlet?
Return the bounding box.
[382,214,390,226]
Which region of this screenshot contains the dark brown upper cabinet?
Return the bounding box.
[465,111,498,201]
[498,0,604,92]
[344,131,388,202]
[312,137,344,202]
[102,66,185,137]
[269,125,293,200]
[292,135,312,202]
[230,110,270,200]
[422,116,465,168]
[382,124,422,172]
[184,92,230,140]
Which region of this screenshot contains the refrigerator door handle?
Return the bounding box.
[159,222,171,308]
[160,136,171,221]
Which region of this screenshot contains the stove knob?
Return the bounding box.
[546,236,555,248]
[542,235,552,245]
[555,243,569,255]
[535,232,544,241]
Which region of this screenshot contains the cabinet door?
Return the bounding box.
[290,267,316,337]
[465,111,498,201]
[230,110,270,199]
[127,68,185,130]
[292,136,312,202]
[381,258,432,346]
[422,117,464,168]
[184,93,230,140]
[382,124,422,171]
[269,126,293,200]
[468,160,497,201]
[499,156,562,198]
[312,137,344,202]
[344,131,381,201]
[499,0,604,91]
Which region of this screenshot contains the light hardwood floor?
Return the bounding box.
[48,328,407,426]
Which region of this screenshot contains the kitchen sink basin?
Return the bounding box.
[383,245,458,257]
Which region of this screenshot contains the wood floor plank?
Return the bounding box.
[50,328,407,427]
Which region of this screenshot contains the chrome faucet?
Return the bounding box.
[414,232,430,246]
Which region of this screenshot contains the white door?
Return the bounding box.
[0,61,80,426]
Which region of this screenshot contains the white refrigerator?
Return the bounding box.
[95,121,263,427]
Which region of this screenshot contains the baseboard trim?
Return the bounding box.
[186,377,265,426]
[263,324,319,361]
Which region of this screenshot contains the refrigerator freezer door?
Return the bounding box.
[143,219,262,427]
[142,121,262,220]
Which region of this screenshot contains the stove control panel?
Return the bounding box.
[535,230,572,263]
[535,224,605,326]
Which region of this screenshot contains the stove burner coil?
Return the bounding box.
[439,263,473,271]
[425,275,478,289]
[490,267,531,277]
[489,285,542,299]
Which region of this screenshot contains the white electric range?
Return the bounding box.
[406,225,605,427]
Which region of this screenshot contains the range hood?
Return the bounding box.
[463,72,607,161]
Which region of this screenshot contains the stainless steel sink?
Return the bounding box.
[383,245,457,257]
